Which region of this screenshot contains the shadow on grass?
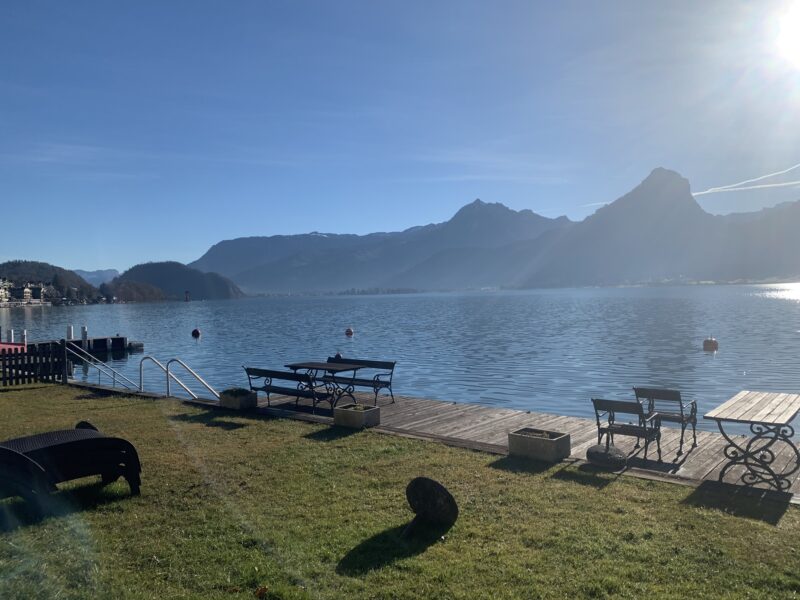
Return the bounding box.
[0,385,51,394]
[74,389,120,400]
[336,521,450,575]
[169,411,248,431]
[681,481,791,525]
[304,426,359,442]
[487,455,553,475]
[267,401,334,418]
[0,481,132,533]
[550,463,619,489]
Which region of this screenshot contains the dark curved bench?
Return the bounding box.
[0,421,141,506]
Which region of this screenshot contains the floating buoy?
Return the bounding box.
[703,337,718,352]
[345,327,354,337]
[191,328,201,339]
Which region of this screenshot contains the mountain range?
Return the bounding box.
[188,168,800,293]
[190,199,571,293]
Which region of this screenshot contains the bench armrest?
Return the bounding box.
[644,412,660,422]
[373,372,393,382]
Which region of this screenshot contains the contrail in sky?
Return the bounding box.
[693,180,800,195]
[694,162,800,196]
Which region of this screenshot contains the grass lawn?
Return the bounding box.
[1,384,799,599]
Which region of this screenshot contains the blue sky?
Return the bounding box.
[2,1,800,271]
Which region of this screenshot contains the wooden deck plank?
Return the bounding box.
[750,392,792,423]
[430,407,527,437]
[675,433,732,480]
[727,391,768,422]
[409,404,496,436]
[380,400,456,424]
[383,401,465,429]
[393,403,485,432]
[766,394,800,426]
[704,390,752,420]
[442,409,542,439]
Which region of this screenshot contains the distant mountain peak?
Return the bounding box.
[639,167,691,193]
[590,167,703,224]
[451,198,503,218]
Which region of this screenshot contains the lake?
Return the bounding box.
[2,284,800,431]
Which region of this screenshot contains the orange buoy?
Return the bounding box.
[345,327,354,337]
[703,337,718,352]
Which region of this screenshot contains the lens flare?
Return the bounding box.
[776,3,800,68]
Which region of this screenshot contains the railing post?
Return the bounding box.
[59,339,69,384]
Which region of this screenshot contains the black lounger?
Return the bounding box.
[0,421,141,506]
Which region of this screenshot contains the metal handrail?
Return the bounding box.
[66,341,138,390]
[139,356,198,398]
[166,358,220,400]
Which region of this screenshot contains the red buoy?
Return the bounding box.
[703,337,718,352]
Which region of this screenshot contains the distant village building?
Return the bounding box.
[0,279,47,306]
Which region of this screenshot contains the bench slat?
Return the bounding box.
[327,356,396,370]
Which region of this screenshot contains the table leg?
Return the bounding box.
[716,421,800,491]
[323,370,357,407]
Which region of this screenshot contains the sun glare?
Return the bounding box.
[776,3,800,68]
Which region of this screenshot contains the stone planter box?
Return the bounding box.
[333,403,380,428]
[219,389,257,410]
[508,427,570,463]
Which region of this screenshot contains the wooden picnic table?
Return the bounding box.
[704,391,800,490]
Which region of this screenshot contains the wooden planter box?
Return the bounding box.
[508,427,570,463]
[333,403,380,428]
[219,389,257,410]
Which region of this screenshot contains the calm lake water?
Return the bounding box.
[2,284,800,431]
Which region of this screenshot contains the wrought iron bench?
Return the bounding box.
[0,421,141,509]
[324,356,396,405]
[633,387,697,455]
[244,366,332,411]
[591,398,662,462]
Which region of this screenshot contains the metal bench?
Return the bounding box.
[633,387,697,455]
[592,398,662,462]
[325,356,396,405]
[0,421,141,510]
[244,366,332,411]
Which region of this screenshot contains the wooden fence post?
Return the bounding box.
[60,339,69,384]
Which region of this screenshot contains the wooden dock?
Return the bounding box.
[256,392,800,500]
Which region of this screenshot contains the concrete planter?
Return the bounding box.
[219,389,257,410]
[508,427,570,463]
[333,403,380,428]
